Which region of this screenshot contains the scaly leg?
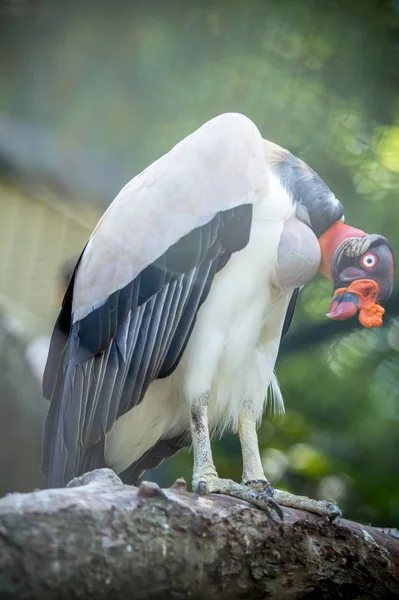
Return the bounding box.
[238,412,283,517]
[190,397,341,520]
[239,412,268,482]
[190,392,220,490]
[238,411,341,521]
[190,394,282,518]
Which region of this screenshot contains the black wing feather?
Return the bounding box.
[119,434,189,485]
[43,204,253,487]
[281,288,299,338]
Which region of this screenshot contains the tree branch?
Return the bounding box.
[0,468,398,599]
[280,292,399,357]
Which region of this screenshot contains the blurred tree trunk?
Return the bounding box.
[0,313,47,494]
[0,469,398,600]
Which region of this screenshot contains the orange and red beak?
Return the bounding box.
[319,222,394,328]
[326,280,385,328]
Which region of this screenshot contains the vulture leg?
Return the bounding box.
[238,412,283,518]
[238,413,341,520]
[239,412,269,482]
[190,395,283,519]
[190,392,220,490]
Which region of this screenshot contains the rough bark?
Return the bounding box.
[0,469,398,600]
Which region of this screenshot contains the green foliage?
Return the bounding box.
[1,0,398,524]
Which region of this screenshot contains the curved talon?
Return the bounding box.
[244,481,283,520]
[266,497,284,521]
[264,485,274,498]
[250,490,284,520]
[327,505,342,524]
[197,480,207,495]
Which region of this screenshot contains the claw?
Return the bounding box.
[197,480,207,495]
[265,496,284,521]
[326,505,342,524]
[244,480,284,521]
[252,491,284,521]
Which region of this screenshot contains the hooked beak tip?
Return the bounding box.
[326,292,359,321]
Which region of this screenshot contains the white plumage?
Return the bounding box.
[105,170,319,473]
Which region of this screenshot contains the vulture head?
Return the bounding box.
[319,222,394,327]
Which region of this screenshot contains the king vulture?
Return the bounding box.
[42,113,394,518]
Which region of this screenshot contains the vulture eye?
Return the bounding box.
[361,252,378,270]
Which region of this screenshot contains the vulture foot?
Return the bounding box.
[242,479,284,520]
[193,474,284,520]
[273,489,342,522]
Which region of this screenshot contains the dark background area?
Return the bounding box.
[0,0,398,526]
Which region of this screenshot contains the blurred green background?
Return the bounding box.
[0,0,398,526]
